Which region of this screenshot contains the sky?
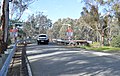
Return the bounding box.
[21,0,84,23]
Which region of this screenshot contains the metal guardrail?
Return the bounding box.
[0,39,33,76]
[55,39,76,45]
[0,42,18,76]
[55,39,90,46]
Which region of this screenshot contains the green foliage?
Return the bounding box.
[59,25,67,39]
[80,46,120,52]
[23,13,52,37]
[90,42,101,47]
[51,0,120,44]
[10,0,34,20]
[111,35,120,47]
[52,18,75,39]
[103,38,109,46]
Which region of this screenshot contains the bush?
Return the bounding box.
[111,35,120,47]
[90,42,100,48]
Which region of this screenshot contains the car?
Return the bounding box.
[37,34,49,45]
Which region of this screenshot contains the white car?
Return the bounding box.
[37,34,49,45]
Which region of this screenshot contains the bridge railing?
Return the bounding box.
[54,39,90,46]
[0,41,19,76]
[0,39,33,76]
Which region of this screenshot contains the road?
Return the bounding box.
[26,43,120,76]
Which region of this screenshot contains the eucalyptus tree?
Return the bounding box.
[102,0,120,24]
[0,0,34,53]
[81,5,100,43]
[97,0,120,45]
[52,18,76,39]
[80,0,120,46]
[23,12,52,38]
[52,17,88,40]
[59,24,67,39]
[76,16,96,41]
[9,0,35,20]
[52,19,62,38]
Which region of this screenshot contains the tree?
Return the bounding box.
[81,6,101,43]
[0,0,9,53]
[0,0,34,54]
[77,17,96,41]
[52,19,62,38]
[23,12,52,38]
[80,0,120,46]
[59,24,67,39]
[9,0,34,20]
[111,35,120,47]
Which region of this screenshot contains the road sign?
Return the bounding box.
[10,28,18,38]
[66,27,73,40]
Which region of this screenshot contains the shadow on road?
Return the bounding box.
[27,44,120,76]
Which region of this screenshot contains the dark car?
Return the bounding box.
[37,34,49,45]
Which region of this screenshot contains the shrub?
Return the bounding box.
[111,35,120,47]
[90,42,100,48]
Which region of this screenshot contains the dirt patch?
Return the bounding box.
[7,44,28,76]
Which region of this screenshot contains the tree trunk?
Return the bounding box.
[101,29,104,46]
[0,0,9,53]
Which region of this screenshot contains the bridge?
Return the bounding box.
[0,39,120,76]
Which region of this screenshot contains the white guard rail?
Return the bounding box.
[0,42,18,76]
[0,39,30,76]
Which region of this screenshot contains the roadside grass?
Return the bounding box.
[81,46,120,52]
[78,42,120,52]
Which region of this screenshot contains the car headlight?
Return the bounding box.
[37,38,40,40]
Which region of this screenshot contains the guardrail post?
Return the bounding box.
[3,49,10,61]
[1,54,6,65]
[0,39,33,75]
[1,49,10,66]
[0,56,3,69]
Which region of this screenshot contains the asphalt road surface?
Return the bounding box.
[26,43,120,76]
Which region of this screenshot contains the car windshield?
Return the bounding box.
[39,35,46,37]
